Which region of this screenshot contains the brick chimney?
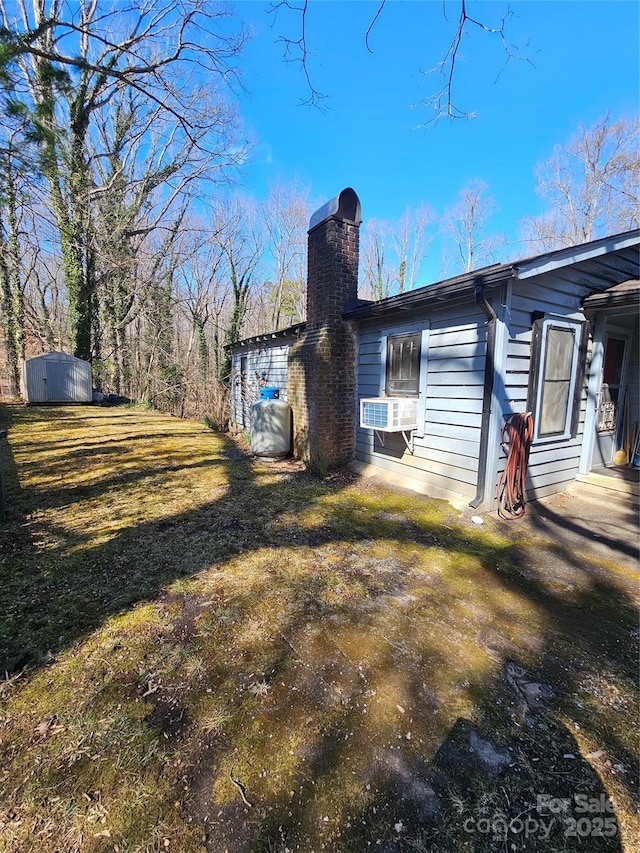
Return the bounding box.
[288,188,361,470]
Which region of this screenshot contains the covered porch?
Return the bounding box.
[580,280,640,485]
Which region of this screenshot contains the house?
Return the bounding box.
[229,188,639,510]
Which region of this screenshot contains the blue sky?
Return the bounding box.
[229,1,639,282]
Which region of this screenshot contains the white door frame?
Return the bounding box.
[579,315,632,473]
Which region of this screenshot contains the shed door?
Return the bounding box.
[27,359,48,402]
[46,361,76,402]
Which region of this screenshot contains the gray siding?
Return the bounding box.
[502,268,596,500]
[230,339,294,427]
[356,306,487,501]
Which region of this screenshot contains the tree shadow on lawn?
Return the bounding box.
[0,405,636,852]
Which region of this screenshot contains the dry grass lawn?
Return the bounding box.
[0,405,637,852]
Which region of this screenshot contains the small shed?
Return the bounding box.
[21,352,92,404]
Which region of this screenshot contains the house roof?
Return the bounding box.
[228,229,640,348]
[582,279,640,310]
[513,230,640,278]
[345,229,640,321]
[343,263,510,320]
[26,351,87,363]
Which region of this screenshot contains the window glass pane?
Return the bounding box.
[544,327,574,380]
[387,332,421,395]
[538,324,577,437]
[539,380,570,435]
[529,317,585,442]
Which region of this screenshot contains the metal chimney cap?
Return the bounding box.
[309,187,362,231]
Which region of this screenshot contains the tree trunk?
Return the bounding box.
[0,222,20,396]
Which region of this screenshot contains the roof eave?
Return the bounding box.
[343,266,513,321]
[225,322,306,351]
[514,230,640,280]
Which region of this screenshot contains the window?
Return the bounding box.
[386,332,421,396]
[528,317,587,442]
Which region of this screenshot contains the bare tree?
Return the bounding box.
[0,109,41,395]
[132,220,188,409]
[0,139,24,395]
[174,220,227,385]
[212,195,263,381]
[441,180,504,274]
[392,205,435,292]
[361,218,393,300]
[362,206,435,299]
[520,114,640,251]
[89,76,238,395]
[262,181,309,329]
[0,0,246,360]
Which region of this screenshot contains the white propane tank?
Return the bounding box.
[250,387,292,458]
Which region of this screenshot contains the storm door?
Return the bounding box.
[595,333,630,465]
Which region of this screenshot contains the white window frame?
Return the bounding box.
[530,316,585,444]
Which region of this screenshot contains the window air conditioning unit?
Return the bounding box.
[360,397,419,432]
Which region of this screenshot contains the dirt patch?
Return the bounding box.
[145,698,189,740]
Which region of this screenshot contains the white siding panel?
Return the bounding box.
[429,343,486,361]
[422,432,480,457]
[428,355,487,373]
[356,444,477,498]
[423,422,480,442]
[426,371,484,386]
[357,441,477,492]
[428,326,485,347]
[359,341,382,355]
[505,355,530,373]
[428,383,485,399]
[357,433,480,474]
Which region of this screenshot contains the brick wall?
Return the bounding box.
[289,205,360,470]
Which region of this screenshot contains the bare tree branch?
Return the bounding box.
[441,180,504,274]
[365,1,386,54]
[267,0,531,120]
[268,0,328,109]
[1,1,247,148]
[416,1,533,124]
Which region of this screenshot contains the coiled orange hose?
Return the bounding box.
[497,412,534,520]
